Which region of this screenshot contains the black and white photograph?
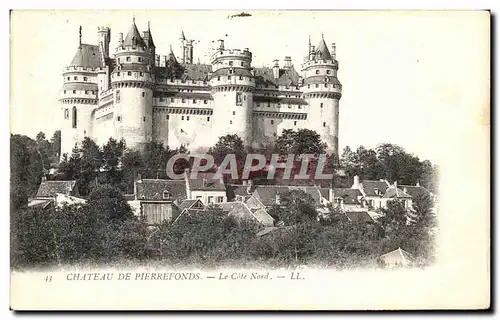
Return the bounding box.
[8,10,490,310]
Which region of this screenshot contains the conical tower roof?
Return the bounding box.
[123,20,146,47]
[69,44,101,68]
[315,38,332,60]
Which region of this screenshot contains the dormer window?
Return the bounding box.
[126,57,131,62]
[162,190,171,199]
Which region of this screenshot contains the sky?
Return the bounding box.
[9,10,490,163]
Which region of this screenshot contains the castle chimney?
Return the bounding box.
[272,59,280,79]
[352,175,360,189]
[283,56,292,69]
[217,39,224,50]
[309,45,316,60]
[118,32,124,47]
[332,43,336,59]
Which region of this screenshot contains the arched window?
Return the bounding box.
[72,107,77,128]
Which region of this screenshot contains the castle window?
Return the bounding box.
[142,92,145,97]
[327,70,331,74]
[229,69,233,74]
[117,58,120,63]
[187,116,190,121]
[160,97,165,102]
[315,70,320,75]
[72,107,77,128]
[204,100,207,104]
[138,57,143,62]
[116,90,120,103]
[117,72,120,76]
[171,98,174,102]
[288,105,291,109]
[182,116,184,120]
[294,121,297,126]
[85,90,88,94]
[83,76,87,81]
[64,90,66,94]
[229,61,233,66]
[126,57,131,62]
[315,84,319,88]
[323,122,326,127]
[67,77,70,81]
[143,117,146,122]
[239,76,243,80]
[232,111,235,115]
[207,117,210,122]
[166,115,170,120]
[117,116,121,121]
[64,109,69,119]
[217,76,221,81]
[325,84,328,88]
[140,72,143,76]
[128,71,132,76]
[230,120,233,124]
[308,84,310,88]
[320,103,323,108]
[182,99,185,103]
[73,90,76,94]
[74,76,77,80]
[243,95,246,101]
[193,80,196,84]
[193,99,196,104]
[228,76,231,80]
[270,120,274,125]
[298,105,302,109]
[241,61,244,67]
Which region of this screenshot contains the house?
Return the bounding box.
[185,171,227,205]
[28,179,85,209]
[129,177,184,225]
[345,211,374,223]
[381,183,413,209]
[351,176,391,209]
[378,247,414,267]
[226,181,253,202]
[331,188,366,212]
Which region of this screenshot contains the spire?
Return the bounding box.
[315,37,332,60]
[79,26,82,48]
[123,19,145,47]
[180,30,186,41]
[146,21,155,47]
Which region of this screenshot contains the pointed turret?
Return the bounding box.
[143,21,155,48]
[123,19,145,47]
[315,38,332,61]
[180,30,186,41]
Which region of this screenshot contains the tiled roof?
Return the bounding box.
[216,202,241,212]
[136,179,186,201]
[69,44,101,68]
[178,199,205,212]
[332,188,363,205]
[379,247,414,266]
[254,67,278,87]
[399,185,431,199]
[253,185,322,207]
[36,180,77,198]
[359,180,390,196]
[189,172,225,191]
[183,64,213,81]
[143,28,155,47]
[27,199,53,209]
[319,188,330,201]
[346,211,374,223]
[382,186,412,199]
[123,22,146,47]
[277,66,300,87]
[315,38,332,61]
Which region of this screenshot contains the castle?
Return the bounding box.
[59,19,342,159]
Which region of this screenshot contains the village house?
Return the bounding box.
[217,201,274,227]
[28,179,86,210]
[378,247,414,268]
[185,170,227,205]
[351,176,413,210]
[128,177,184,225]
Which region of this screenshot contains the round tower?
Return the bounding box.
[110,19,154,151]
[209,40,255,146]
[59,29,99,159]
[301,37,342,156]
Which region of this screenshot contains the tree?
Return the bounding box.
[101,138,125,186]
[143,141,169,178]
[269,190,318,226]
[122,149,144,193]
[49,130,61,164]
[210,134,245,161]
[87,185,134,222]
[276,129,326,155]
[78,137,103,196]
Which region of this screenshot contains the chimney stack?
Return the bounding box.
[217,39,224,50]
[332,43,336,59]
[246,180,253,195]
[283,56,292,69]
[328,188,334,203]
[352,175,360,189]
[272,59,280,79]
[416,182,420,187]
[275,191,281,205]
[118,32,124,47]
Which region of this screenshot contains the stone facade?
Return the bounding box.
[59,20,342,159]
